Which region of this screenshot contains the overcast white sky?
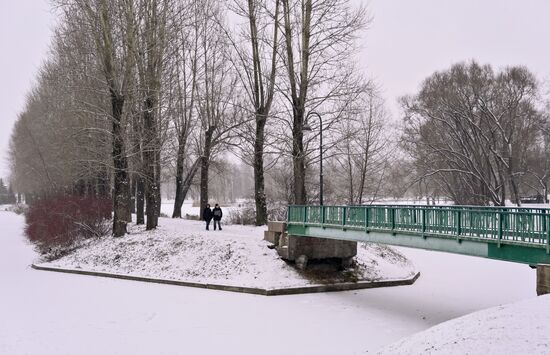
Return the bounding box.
[1,0,549,181]
[0,0,54,181]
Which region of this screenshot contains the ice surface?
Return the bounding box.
[0,209,538,355]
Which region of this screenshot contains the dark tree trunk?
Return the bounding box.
[499,179,506,206]
[173,157,200,218]
[111,91,131,238]
[347,154,354,205]
[143,97,159,230]
[155,150,162,217]
[254,114,268,225]
[199,128,214,219]
[136,175,145,224]
[172,140,186,218]
[130,176,136,214]
[292,108,307,205]
[199,156,210,219]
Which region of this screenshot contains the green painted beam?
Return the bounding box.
[287,205,550,265]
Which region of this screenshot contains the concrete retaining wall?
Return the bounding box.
[32,264,420,296]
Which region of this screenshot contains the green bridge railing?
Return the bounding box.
[287,205,550,255]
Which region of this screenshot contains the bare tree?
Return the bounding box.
[128,0,171,230]
[279,0,368,204]
[228,0,281,225]
[402,61,542,206]
[194,0,246,218]
[168,0,201,218]
[332,92,390,204]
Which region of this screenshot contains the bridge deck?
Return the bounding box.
[287,205,550,264]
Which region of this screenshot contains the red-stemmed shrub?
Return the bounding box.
[25,195,112,260]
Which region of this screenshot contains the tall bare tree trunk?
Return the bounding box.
[254,113,268,224]
[111,91,131,237]
[173,157,200,218]
[244,0,280,225]
[199,128,214,219]
[282,0,311,205]
[136,174,145,224]
[130,176,136,214]
[143,97,160,230]
[156,148,162,217]
[172,140,187,218]
[347,152,354,205]
[292,108,307,204]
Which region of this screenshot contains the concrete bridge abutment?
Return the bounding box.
[537,264,550,296]
[265,221,357,270]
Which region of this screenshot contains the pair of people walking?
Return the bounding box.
[203,203,223,231]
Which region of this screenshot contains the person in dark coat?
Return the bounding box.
[212,203,223,231]
[203,204,213,230]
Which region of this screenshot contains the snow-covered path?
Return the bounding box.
[0,210,536,354]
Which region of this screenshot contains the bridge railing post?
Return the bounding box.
[365,207,369,231]
[456,210,461,236]
[546,214,550,254]
[498,211,503,248]
[342,206,347,228]
[391,207,396,231]
[421,208,426,235]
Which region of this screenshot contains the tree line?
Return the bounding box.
[401,62,550,206]
[10,0,389,236]
[9,1,550,240]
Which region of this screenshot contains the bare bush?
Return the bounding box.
[227,204,256,225]
[227,200,287,225]
[25,195,111,260]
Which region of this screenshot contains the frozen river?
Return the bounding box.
[0,210,536,354]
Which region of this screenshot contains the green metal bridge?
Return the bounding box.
[287,205,550,265]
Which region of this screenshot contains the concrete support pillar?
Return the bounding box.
[265,221,357,269]
[286,235,357,262]
[536,264,550,296]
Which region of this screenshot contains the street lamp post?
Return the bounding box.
[302,111,323,205]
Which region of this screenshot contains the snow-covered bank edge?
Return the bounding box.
[34,218,417,289]
[378,294,550,355]
[31,263,420,296]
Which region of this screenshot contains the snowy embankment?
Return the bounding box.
[37,217,416,289]
[379,294,550,355]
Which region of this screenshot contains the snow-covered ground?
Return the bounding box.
[379,294,550,354]
[39,218,416,288]
[0,209,540,354]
